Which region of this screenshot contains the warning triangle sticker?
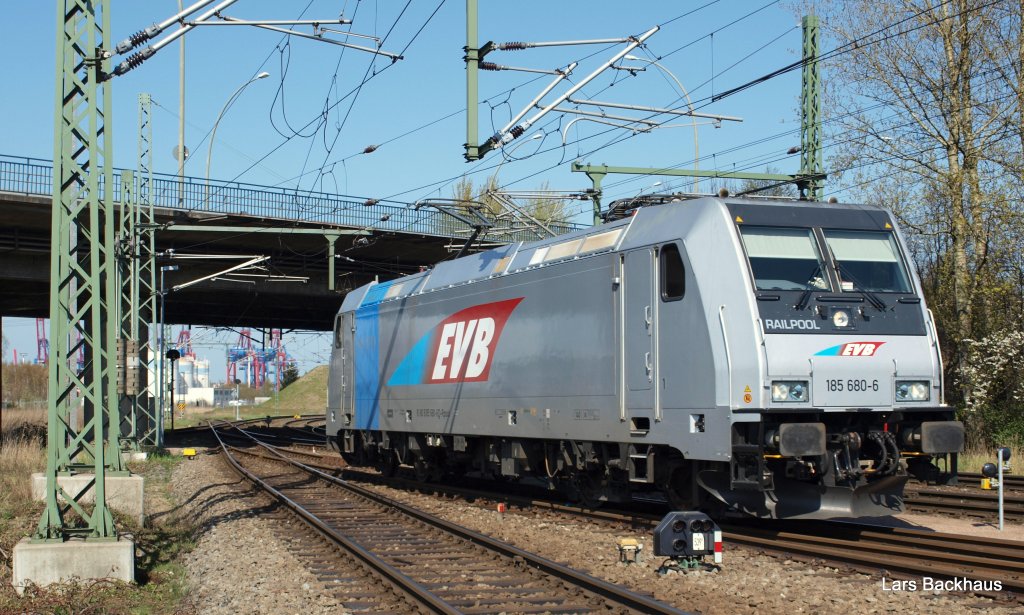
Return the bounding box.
[735,216,744,223]
[743,385,751,393]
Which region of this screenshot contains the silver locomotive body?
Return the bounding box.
[326,197,963,519]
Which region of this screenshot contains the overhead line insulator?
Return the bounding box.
[112,48,156,78]
[115,27,156,55]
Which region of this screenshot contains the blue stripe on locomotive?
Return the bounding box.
[354,279,403,429]
[387,332,432,386]
[354,303,381,430]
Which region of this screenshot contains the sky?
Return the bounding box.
[1,0,813,380]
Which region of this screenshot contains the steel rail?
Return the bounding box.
[332,466,1024,598]
[954,472,1024,490]
[210,424,461,615]
[220,423,692,615]
[217,423,1024,599]
[721,524,1024,592]
[905,488,1024,521]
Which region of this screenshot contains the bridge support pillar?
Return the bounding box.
[31,472,145,526]
[326,232,340,292]
[12,536,134,594]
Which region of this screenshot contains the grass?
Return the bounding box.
[256,364,328,414]
[171,364,327,429]
[170,403,302,429]
[0,412,198,614]
[958,442,1020,475]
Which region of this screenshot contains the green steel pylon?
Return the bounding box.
[37,0,124,542]
[117,93,159,450]
[800,15,823,201]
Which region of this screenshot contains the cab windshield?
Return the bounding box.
[739,227,830,291]
[823,230,911,293]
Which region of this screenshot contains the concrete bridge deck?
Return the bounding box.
[0,155,584,330]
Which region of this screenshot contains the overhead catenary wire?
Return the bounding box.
[173,1,998,258]
[448,0,1005,207]
[253,0,733,200]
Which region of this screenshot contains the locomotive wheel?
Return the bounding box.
[340,439,366,467]
[664,460,697,510]
[567,470,605,509]
[379,448,399,478]
[413,456,443,482]
[337,431,366,464]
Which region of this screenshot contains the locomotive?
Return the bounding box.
[325,195,964,519]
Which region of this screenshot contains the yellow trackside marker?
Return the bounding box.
[735,216,744,223]
[183,448,197,459]
[885,222,892,229]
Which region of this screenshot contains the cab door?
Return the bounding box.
[328,312,355,424]
[622,249,656,421]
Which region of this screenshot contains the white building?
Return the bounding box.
[182,386,234,407]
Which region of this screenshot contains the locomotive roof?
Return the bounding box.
[343,196,891,311]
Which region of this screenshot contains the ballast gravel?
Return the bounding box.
[170,451,1019,614]
[169,451,346,614]
[357,481,1019,615]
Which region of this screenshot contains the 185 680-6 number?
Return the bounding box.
[825,379,879,392]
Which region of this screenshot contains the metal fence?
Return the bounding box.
[0,154,586,242]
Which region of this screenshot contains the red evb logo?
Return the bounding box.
[841,342,884,356]
[427,298,523,383]
[816,342,886,357]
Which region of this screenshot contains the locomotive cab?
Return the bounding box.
[694,200,962,518]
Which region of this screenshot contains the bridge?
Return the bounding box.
[0,154,585,330]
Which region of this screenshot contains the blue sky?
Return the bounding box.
[2,1,811,379]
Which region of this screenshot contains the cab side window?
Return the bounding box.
[660,243,685,301]
[333,315,343,348]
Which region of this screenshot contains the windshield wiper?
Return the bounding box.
[834,263,887,310]
[826,246,887,310]
[795,288,813,310]
[795,264,819,310]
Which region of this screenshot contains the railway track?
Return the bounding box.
[955,471,1024,491]
[301,459,1024,599]
[904,487,1024,522]
[211,423,690,614]
[208,424,1023,599]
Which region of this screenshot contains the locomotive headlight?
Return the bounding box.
[771,382,789,401]
[772,380,809,402]
[832,309,850,328]
[896,380,930,402]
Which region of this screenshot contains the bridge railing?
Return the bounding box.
[0,154,586,242]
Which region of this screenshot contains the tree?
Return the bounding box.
[809,0,1024,444]
[280,363,300,390]
[448,174,571,240]
[729,166,799,198]
[1,363,48,407]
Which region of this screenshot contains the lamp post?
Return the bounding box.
[205,72,270,205]
[493,132,544,179]
[623,55,701,192]
[165,349,180,431]
[157,264,179,446]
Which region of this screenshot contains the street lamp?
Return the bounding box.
[157,264,179,446]
[205,72,270,205]
[623,55,702,191]
[493,132,544,179]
